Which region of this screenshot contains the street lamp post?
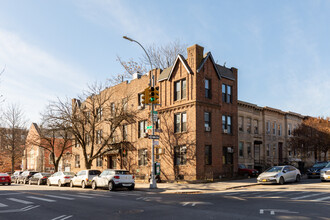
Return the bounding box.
[123,36,157,189]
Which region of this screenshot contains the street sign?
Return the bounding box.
[152,111,158,114]
[153,140,159,145]
[152,116,158,121]
[148,135,159,139]
[147,125,152,130]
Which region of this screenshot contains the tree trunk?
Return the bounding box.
[11,154,15,173]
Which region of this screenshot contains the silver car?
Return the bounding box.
[320,162,330,182]
[70,170,101,188]
[47,171,75,187]
[257,165,301,184]
[91,169,135,191]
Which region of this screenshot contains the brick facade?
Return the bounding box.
[72,44,238,181]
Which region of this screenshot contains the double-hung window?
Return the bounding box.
[205,79,211,98]
[174,112,187,133]
[174,146,187,165]
[138,149,148,166]
[205,145,212,165]
[222,84,232,103]
[222,115,232,134]
[174,79,186,101]
[138,120,147,138]
[204,112,211,131]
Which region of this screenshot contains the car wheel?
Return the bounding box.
[128,185,134,191]
[70,181,74,188]
[37,180,41,185]
[23,179,27,184]
[92,181,97,190]
[279,177,285,185]
[81,181,86,189]
[321,179,326,182]
[58,180,62,187]
[8,182,11,186]
[307,175,311,179]
[108,181,115,191]
[47,180,51,186]
[295,175,301,182]
[29,180,32,185]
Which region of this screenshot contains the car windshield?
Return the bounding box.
[89,170,101,175]
[325,162,330,168]
[41,173,51,176]
[264,166,283,172]
[313,162,328,168]
[63,172,75,176]
[0,173,9,176]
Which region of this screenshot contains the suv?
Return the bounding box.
[307,162,328,179]
[320,162,330,182]
[70,170,101,188]
[17,171,38,184]
[91,169,135,191]
[238,164,259,177]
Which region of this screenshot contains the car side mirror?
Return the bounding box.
[283,170,286,173]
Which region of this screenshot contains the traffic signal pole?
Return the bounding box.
[150,75,157,189]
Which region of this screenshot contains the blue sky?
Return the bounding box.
[0,0,329,125]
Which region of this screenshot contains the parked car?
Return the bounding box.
[320,162,330,182]
[307,162,329,179]
[0,173,11,185]
[28,172,51,185]
[11,171,23,183]
[70,170,101,188]
[91,169,135,191]
[238,164,259,177]
[17,171,38,184]
[47,171,75,187]
[257,165,301,185]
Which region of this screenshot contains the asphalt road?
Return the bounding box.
[0,178,329,220]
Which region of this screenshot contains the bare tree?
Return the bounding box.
[1,103,27,173]
[48,82,137,169]
[158,112,196,181]
[288,117,330,162]
[112,40,187,85]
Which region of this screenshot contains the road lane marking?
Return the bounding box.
[61,215,73,220]
[51,215,73,220]
[0,192,22,196]
[61,194,93,199]
[77,193,111,198]
[51,215,66,220]
[311,196,330,201]
[0,203,8,207]
[7,198,34,204]
[291,192,326,200]
[255,191,289,197]
[46,195,75,200]
[26,196,56,202]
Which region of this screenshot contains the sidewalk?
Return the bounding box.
[135,178,259,194]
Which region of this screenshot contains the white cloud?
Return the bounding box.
[0,28,92,124]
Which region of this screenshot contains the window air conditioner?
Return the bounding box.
[223,129,228,134]
[205,127,211,132]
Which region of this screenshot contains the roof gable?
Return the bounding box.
[166,54,192,81]
[197,52,221,79]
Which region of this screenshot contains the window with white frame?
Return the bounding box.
[138,120,147,138]
[204,112,211,131]
[96,156,103,167]
[96,130,102,144]
[174,145,187,165]
[96,107,102,121]
[174,112,187,133]
[222,115,232,134]
[174,79,186,101]
[75,155,80,168]
[138,149,148,166]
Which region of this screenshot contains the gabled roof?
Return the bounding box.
[159,54,192,82]
[216,64,235,80]
[197,52,221,79]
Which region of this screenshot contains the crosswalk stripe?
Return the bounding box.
[291,193,326,200]
[0,203,8,207]
[7,198,34,204]
[46,195,75,200]
[255,191,288,197]
[26,196,56,202]
[77,193,111,198]
[62,194,93,199]
[311,196,330,201]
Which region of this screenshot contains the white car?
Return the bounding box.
[70,170,101,188]
[91,169,135,191]
[47,171,75,187]
[320,162,330,182]
[257,165,301,184]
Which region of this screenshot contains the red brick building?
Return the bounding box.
[72,44,238,181]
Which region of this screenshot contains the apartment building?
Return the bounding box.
[72,44,238,181]
[238,101,304,171]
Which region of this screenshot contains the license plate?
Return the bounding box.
[313,173,316,175]
[122,184,131,186]
[1,178,4,180]
[327,176,330,179]
[262,179,267,182]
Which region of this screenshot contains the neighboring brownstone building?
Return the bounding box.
[72,44,238,181]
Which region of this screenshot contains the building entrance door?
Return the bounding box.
[107,156,117,169]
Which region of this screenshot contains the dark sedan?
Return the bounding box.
[28,172,51,185]
[307,162,328,178]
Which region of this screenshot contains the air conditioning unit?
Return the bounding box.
[223,129,228,134]
[227,147,234,153]
[205,127,211,132]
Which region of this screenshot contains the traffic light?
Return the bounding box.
[149,87,155,103]
[154,87,159,104]
[142,87,150,104]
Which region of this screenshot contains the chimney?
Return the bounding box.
[187,44,204,72]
